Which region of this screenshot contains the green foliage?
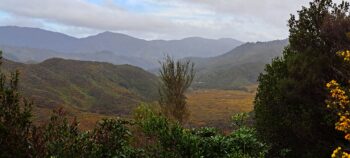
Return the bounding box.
[0,51,33,158]
[231,112,249,129]
[159,55,195,123]
[41,108,81,157]
[135,105,269,158]
[89,118,145,157]
[30,109,144,158]
[254,0,350,157]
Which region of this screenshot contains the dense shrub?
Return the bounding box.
[134,104,269,158]
[31,109,144,158]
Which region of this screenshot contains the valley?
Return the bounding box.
[31,88,257,130]
[0,27,286,130]
[1,57,257,131]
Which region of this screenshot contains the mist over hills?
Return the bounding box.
[2,58,159,115]
[0,26,242,69]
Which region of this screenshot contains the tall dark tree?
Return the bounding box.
[254,0,350,157]
[158,56,195,124]
[0,51,33,157]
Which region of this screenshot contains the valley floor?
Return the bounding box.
[187,88,255,129]
[31,88,256,131]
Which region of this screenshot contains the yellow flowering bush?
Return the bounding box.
[331,147,350,158]
[337,50,350,62]
[327,50,350,158]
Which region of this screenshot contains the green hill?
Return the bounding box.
[191,39,288,89]
[2,58,159,115]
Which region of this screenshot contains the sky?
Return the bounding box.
[0,0,344,42]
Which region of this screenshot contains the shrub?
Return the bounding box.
[134,105,269,158]
[30,108,144,158]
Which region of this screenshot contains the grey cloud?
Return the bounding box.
[0,0,173,32]
[0,0,332,41]
[182,0,344,27]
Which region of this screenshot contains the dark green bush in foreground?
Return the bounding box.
[134,105,269,158]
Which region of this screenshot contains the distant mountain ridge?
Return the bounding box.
[0,26,242,69]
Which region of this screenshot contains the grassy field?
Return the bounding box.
[187,88,256,129]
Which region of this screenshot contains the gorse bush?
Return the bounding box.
[326,50,350,158]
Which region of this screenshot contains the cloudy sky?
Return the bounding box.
[0,0,343,42]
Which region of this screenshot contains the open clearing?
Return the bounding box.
[187,88,256,129]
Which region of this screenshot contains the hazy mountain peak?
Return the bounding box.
[83,31,144,41]
[0,26,244,68]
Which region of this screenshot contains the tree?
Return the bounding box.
[158,56,195,124]
[254,0,350,157]
[0,51,33,157]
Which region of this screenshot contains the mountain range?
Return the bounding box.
[0,26,242,69]
[0,26,289,90]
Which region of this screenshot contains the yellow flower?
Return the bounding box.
[327,50,350,158]
[332,147,342,158]
[337,50,350,62]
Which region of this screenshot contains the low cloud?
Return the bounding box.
[0,0,341,41]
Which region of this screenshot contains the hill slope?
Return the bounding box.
[2,58,159,115]
[192,39,289,89]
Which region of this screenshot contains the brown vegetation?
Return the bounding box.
[187,88,255,129]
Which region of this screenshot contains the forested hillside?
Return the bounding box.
[2,58,159,115]
[192,39,288,89]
